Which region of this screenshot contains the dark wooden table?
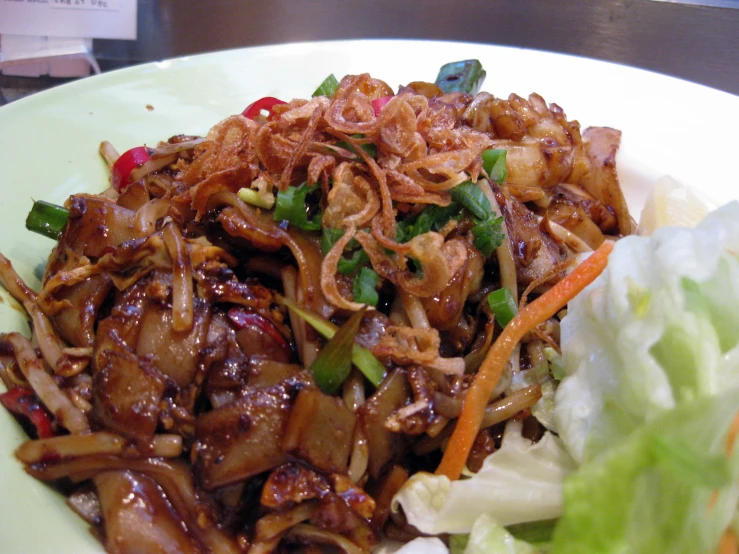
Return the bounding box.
[2,0,738,104]
[96,0,739,95]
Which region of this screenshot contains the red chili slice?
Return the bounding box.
[0,387,55,439]
[111,146,151,193]
[227,307,292,362]
[242,97,288,121]
[371,95,393,117]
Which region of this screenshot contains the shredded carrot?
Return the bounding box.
[726,409,739,457]
[436,241,614,480]
[719,529,739,554]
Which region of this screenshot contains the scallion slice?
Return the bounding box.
[25,200,69,240]
[482,148,508,184]
[352,267,379,307]
[310,306,366,394]
[312,73,340,98]
[487,287,518,328]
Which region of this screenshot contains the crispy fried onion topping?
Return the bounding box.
[355,229,467,299]
[372,326,464,375]
[179,115,261,217]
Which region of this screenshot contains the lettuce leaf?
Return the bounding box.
[551,201,739,553]
[554,201,739,463]
[552,386,739,554]
[392,420,575,534]
[451,514,539,554]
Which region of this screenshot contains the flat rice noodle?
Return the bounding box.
[579,126,631,235]
[162,222,194,332]
[498,188,566,286]
[95,470,202,554]
[194,375,311,489]
[93,346,166,441]
[357,369,411,479]
[210,191,330,316]
[28,457,240,554]
[283,387,357,474]
[52,274,112,348]
[136,297,211,389]
[92,278,147,373]
[52,195,136,264]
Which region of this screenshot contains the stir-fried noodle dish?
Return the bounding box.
[0,62,635,552]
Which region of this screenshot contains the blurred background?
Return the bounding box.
[1,0,738,103]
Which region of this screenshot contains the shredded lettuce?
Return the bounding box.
[392,420,575,535]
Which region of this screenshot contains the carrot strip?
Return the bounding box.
[436,241,614,480]
[719,529,739,554]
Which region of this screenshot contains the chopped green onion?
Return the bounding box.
[321,227,370,275]
[335,133,377,159]
[435,60,486,94]
[273,182,322,231]
[450,180,493,220]
[352,267,379,307]
[237,187,274,209]
[312,73,340,98]
[487,287,518,328]
[279,296,386,387]
[481,148,508,184]
[25,200,69,240]
[471,215,505,256]
[310,306,366,394]
[396,203,464,243]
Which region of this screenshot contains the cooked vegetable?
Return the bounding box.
[487,287,518,328]
[273,181,322,230]
[481,148,507,184]
[25,200,69,239]
[436,240,613,480]
[310,306,367,394]
[242,96,287,120]
[281,296,386,387]
[312,73,340,98]
[0,387,54,439]
[111,146,151,192]
[353,267,380,307]
[435,59,487,94]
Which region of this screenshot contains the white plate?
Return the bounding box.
[0,39,737,553]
